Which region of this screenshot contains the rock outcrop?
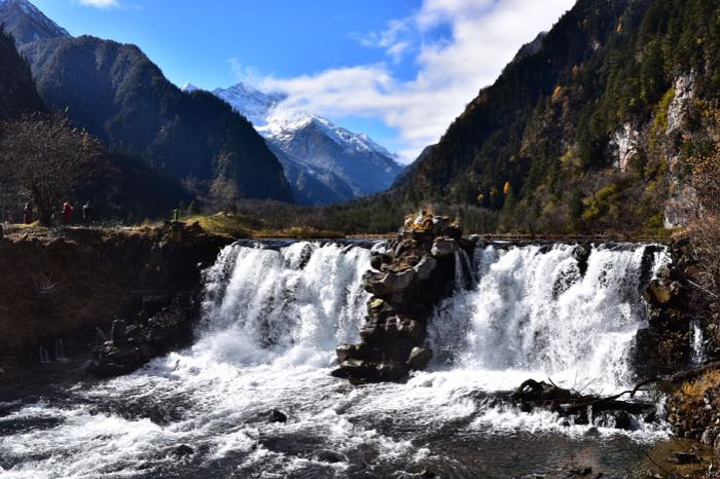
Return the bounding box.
[89,294,197,377]
[667,379,720,444]
[332,214,476,383]
[633,242,694,378]
[0,222,232,373]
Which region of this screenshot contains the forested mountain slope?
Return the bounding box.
[19,35,293,206]
[400,0,720,234]
[0,28,42,119]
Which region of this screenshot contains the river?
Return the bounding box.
[0,240,673,478]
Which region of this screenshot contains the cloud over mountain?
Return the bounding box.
[256,0,575,163]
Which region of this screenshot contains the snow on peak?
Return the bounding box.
[213,82,286,128]
[214,81,395,159]
[0,0,71,40]
[181,82,200,93]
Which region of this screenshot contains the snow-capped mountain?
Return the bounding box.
[212,82,404,205]
[0,0,70,45]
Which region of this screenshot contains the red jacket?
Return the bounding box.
[61,202,74,222]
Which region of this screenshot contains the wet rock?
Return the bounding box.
[643,408,657,424]
[643,280,672,306]
[613,410,632,431]
[313,449,346,463]
[407,346,433,370]
[267,409,288,423]
[397,318,425,341]
[173,444,194,457]
[413,256,437,282]
[363,268,416,296]
[368,297,386,312]
[431,237,457,257]
[674,452,700,464]
[376,362,410,381]
[110,319,128,345]
[370,252,391,271]
[336,344,362,363]
[331,360,409,384]
[573,244,591,277]
[89,295,196,377]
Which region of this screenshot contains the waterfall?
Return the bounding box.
[453,248,475,291]
[198,240,665,391]
[692,320,706,365]
[430,243,668,391]
[197,241,371,367]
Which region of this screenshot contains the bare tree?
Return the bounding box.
[0,113,104,226]
[682,102,720,313]
[687,151,720,305]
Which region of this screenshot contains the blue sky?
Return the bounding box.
[32,0,576,162]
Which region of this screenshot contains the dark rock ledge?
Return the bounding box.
[332,214,477,384]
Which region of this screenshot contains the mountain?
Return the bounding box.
[1,1,293,207]
[0,27,43,119]
[0,0,68,45]
[213,82,404,205]
[391,144,435,190]
[396,0,720,234]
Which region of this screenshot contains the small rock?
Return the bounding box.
[370,252,390,271]
[613,410,632,431]
[674,452,700,465]
[336,344,362,362]
[430,237,457,257]
[110,318,128,345]
[406,346,433,371]
[267,409,287,423]
[643,280,672,305]
[314,449,346,463]
[368,297,386,312]
[173,444,194,457]
[363,268,416,296]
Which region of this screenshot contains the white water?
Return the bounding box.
[431,244,660,393]
[0,241,672,478]
[692,320,706,365]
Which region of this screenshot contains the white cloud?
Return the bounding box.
[77,0,120,8]
[261,0,577,164]
[228,58,264,85]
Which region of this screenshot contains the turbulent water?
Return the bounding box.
[0,241,672,478]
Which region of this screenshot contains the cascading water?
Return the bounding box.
[692,320,706,366]
[0,241,673,479]
[197,241,369,367]
[431,243,660,392]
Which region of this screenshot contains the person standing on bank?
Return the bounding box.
[82,201,93,222]
[23,201,33,224]
[61,201,74,224]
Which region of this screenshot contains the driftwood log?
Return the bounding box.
[511,378,656,423]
